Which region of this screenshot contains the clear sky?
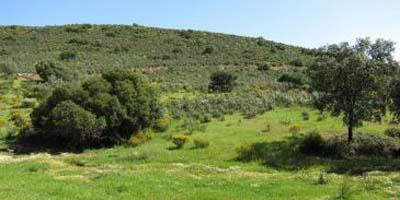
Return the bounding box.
[1,0,399,59]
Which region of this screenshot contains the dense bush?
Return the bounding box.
[127,130,155,147]
[236,143,268,161]
[351,133,400,157]
[202,46,215,55]
[278,73,306,87]
[35,60,70,81]
[297,132,400,158]
[208,71,237,93]
[30,70,163,149]
[193,136,210,149]
[152,117,170,132]
[45,100,106,148]
[291,58,304,67]
[59,51,77,61]
[172,134,189,149]
[257,63,271,71]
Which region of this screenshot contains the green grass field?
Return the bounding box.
[1,99,399,199]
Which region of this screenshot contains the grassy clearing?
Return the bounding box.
[1,104,399,199]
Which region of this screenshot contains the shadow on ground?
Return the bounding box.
[236,136,400,175]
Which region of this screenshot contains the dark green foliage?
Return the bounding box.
[46,100,106,148]
[0,25,314,72]
[278,73,306,87]
[208,71,237,93]
[3,35,16,42]
[291,58,304,67]
[384,127,400,138]
[308,38,397,142]
[298,132,325,156]
[257,63,271,71]
[351,133,400,157]
[30,70,162,149]
[390,79,400,119]
[202,46,214,55]
[35,60,70,81]
[297,132,400,158]
[59,51,77,61]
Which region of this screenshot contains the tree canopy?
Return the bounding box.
[308,38,398,142]
[31,70,163,149]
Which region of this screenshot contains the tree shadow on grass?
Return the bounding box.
[236,136,400,175]
[3,132,82,155]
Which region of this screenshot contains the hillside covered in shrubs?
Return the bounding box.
[0,24,315,73]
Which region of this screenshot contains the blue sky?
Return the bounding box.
[1,0,399,59]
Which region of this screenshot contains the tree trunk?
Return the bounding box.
[348,125,353,143]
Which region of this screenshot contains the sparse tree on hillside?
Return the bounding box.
[308,38,397,142]
[208,71,237,93]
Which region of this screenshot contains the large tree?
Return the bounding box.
[31,70,163,148]
[308,38,397,142]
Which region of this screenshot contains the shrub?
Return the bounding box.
[153,117,170,132]
[128,131,155,147]
[257,63,270,71]
[278,73,306,87]
[31,70,163,149]
[236,143,268,161]
[172,134,189,149]
[199,114,212,123]
[291,58,304,67]
[384,127,400,138]
[208,71,237,93]
[202,46,214,54]
[59,51,77,61]
[3,35,16,42]
[45,100,106,148]
[193,137,210,149]
[301,111,310,120]
[350,133,400,157]
[35,60,70,81]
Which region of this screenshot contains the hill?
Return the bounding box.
[0,24,315,73]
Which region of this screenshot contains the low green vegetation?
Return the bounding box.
[0,24,400,199]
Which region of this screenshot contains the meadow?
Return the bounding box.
[1,74,400,200]
[1,25,400,200]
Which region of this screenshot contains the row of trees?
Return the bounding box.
[308,38,399,142]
